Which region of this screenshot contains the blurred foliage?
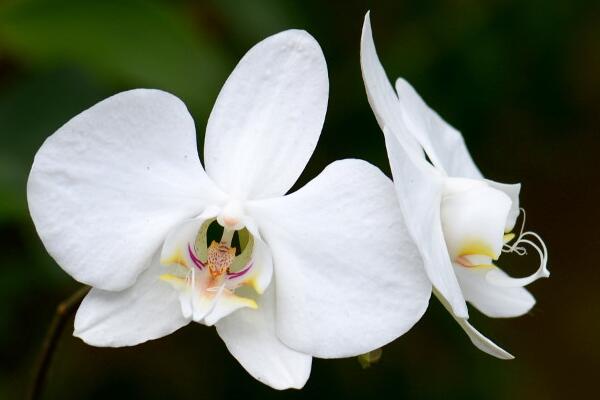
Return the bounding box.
[0,0,228,112]
[0,0,598,399]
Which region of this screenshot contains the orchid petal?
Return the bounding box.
[455,317,514,360]
[360,14,468,318]
[74,252,190,346]
[28,89,223,291]
[204,30,328,200]
[359,13,421,159]
[248,159,431,358]
[454,265,535,318]
[393,75,524,233]
[383,133,469,318]
[434,290,514,360]
[359,13,443,167]
[216,286,311,390]
[394,77,482,179]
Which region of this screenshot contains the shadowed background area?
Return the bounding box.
[0,0,598,398]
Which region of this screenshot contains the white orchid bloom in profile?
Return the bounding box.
[360,13,549,359]
[27,29,431,389]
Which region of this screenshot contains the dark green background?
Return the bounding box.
[1,0,597,398]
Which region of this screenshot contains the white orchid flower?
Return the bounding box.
[27,29,431,389]
[360,13,549,359]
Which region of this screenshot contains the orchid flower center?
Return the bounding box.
[160,218,259,325]
[440,177,549,288]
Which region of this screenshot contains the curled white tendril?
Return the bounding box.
[486,208,550,287]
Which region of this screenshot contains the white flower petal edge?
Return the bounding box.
[74,251,190,347]
[434,289,513,360]
[360,13,468,319]
[454,266,535,318]
[247,159,432,358]
[27,89,225,291]
[361,11,549,359]
[204,29,328,200]
[216,286,311,390]
[393,76,524,230]
[382,130,469,319]
[393,78,482,179]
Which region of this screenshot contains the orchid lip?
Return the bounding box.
[160,220,262,325]
[188,243,253,279]
[186,239,254,280]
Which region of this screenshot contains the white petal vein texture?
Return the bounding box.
[248,159,431,358]
[204,29,328,200]
[28,89,223,291]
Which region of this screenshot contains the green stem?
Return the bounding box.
[28,286,90,400]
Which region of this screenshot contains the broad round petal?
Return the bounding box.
[454,265,535,318]
[28,89,224,291]
[247,159,432,358]
[434,290,514,360]
[204,30,328,200]
[394,77,482,179]
[74,252,190,347]
[216,286,311,390]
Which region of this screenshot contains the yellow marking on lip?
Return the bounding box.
[160,249,188,268]
[231,295,258,310]
[160,273,187,290]
[241,277,264,295]
[458,240,498,260]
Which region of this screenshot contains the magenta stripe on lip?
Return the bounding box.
[228,262,253,279]
[188,243,205,269]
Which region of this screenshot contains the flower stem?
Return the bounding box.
[28,285,90,400]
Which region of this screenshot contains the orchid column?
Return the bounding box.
[27,29,431,389]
